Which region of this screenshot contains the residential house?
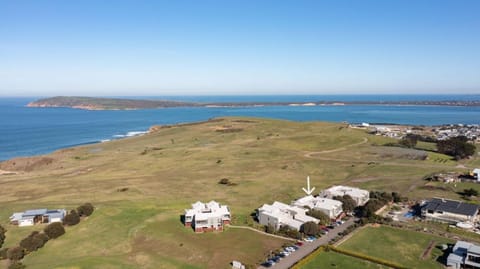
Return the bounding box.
[421,198,479,224]
[447,241,480,269]
[473,168,480,180]
[257,201,319,231]
[9,209,66,227]
[292,195,343,219]
[319,185,370,206]
[184,201,231,233]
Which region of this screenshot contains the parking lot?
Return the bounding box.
[258,217,357,269]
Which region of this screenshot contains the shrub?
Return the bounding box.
[333,195,357,212]
[0,225,6,248]
[8,262,26,269]
[20,232,49,252]
[44,222,65,239]
[7,247,24,261]
[77,203,94,217]
[0,248,8,260]
[64,210,80,226]
[301,221,318,236]
[307,209,330,225]
[437,136,476,159]
[218,178,230,185]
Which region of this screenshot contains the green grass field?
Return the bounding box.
[0,117,477,268]
[301,251,388,269]
[337,225,453,269]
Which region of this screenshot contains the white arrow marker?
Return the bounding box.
[302,176,316,195]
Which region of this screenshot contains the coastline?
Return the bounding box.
[26,96,480,111]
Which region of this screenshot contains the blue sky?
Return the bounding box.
[1,0,479,96]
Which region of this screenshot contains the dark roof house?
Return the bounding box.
[422,198,479,224]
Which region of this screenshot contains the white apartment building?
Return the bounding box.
[293,195,343,219]
[320,185,370,206]
[257,201,319,231]
[184,201,231,233]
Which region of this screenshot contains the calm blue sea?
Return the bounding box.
[1,95,479,161]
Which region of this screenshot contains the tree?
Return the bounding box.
[63,210,80,226]
[400,134,418,148]
[265,224,275,234]
[333,195,357,212]
[301,221,319,236]
[277,226,302,239]
[464,188,479,197]
[0,224,6,249]
[306,209,330,225]
[0,248,8,260]
[437,136,476,159]
[7,247,24,261]
[20,232,49,252]
[8,262,26,269]
[44,222,65,239]
[77,203,94,217]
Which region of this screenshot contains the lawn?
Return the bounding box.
[0,117,476,268]
[301,250,389,269]
[338,225,453,269]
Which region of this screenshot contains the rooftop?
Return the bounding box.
[424,198,479,216]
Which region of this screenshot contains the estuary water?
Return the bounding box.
[0,95,479,161]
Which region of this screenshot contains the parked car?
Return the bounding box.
[271,256,281,262]
[295,241,304,246]
[262,261,273,267]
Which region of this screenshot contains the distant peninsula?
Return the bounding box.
[27,96,480,110]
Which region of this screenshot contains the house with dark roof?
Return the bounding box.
[421,198,479,224]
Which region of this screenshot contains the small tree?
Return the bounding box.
[0,224,6,249]
[77,203,94,217]
[437,136,476,159]
[464,188,479,197]
[301,221,319,236]
[0,248,8,260]
[64,210,80,226]
[333,195,357,212]
[7,247,24,261]
[307,209,330,225]
[8,262,26,269]
[400,134,418,148]
[44,222,65,239]
[265,224,275,234]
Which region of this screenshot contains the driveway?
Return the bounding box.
[258,217,357,269]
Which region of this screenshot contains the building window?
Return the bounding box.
[468,255,480,264]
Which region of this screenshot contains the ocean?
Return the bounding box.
[1,95,479,161]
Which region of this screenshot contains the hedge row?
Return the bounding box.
[330,246,408,269]
[290,246,326,269]
[0,225,6,248]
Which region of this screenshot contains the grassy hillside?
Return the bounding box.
[0,117,477,268]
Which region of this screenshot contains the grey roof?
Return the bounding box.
[469,244,480,255]
[424,198,479,216]
[23,209,48,216]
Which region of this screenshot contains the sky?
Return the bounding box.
[0,0,479,96]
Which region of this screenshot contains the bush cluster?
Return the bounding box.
[64,210,80,226]
[437,136,476,159]
[77,203,94,217]
[0,224,6,248]
[19,231,49,253]
[44,222,65,239]
[7,247,24,261]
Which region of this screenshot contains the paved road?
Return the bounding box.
[258,217,357,269]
